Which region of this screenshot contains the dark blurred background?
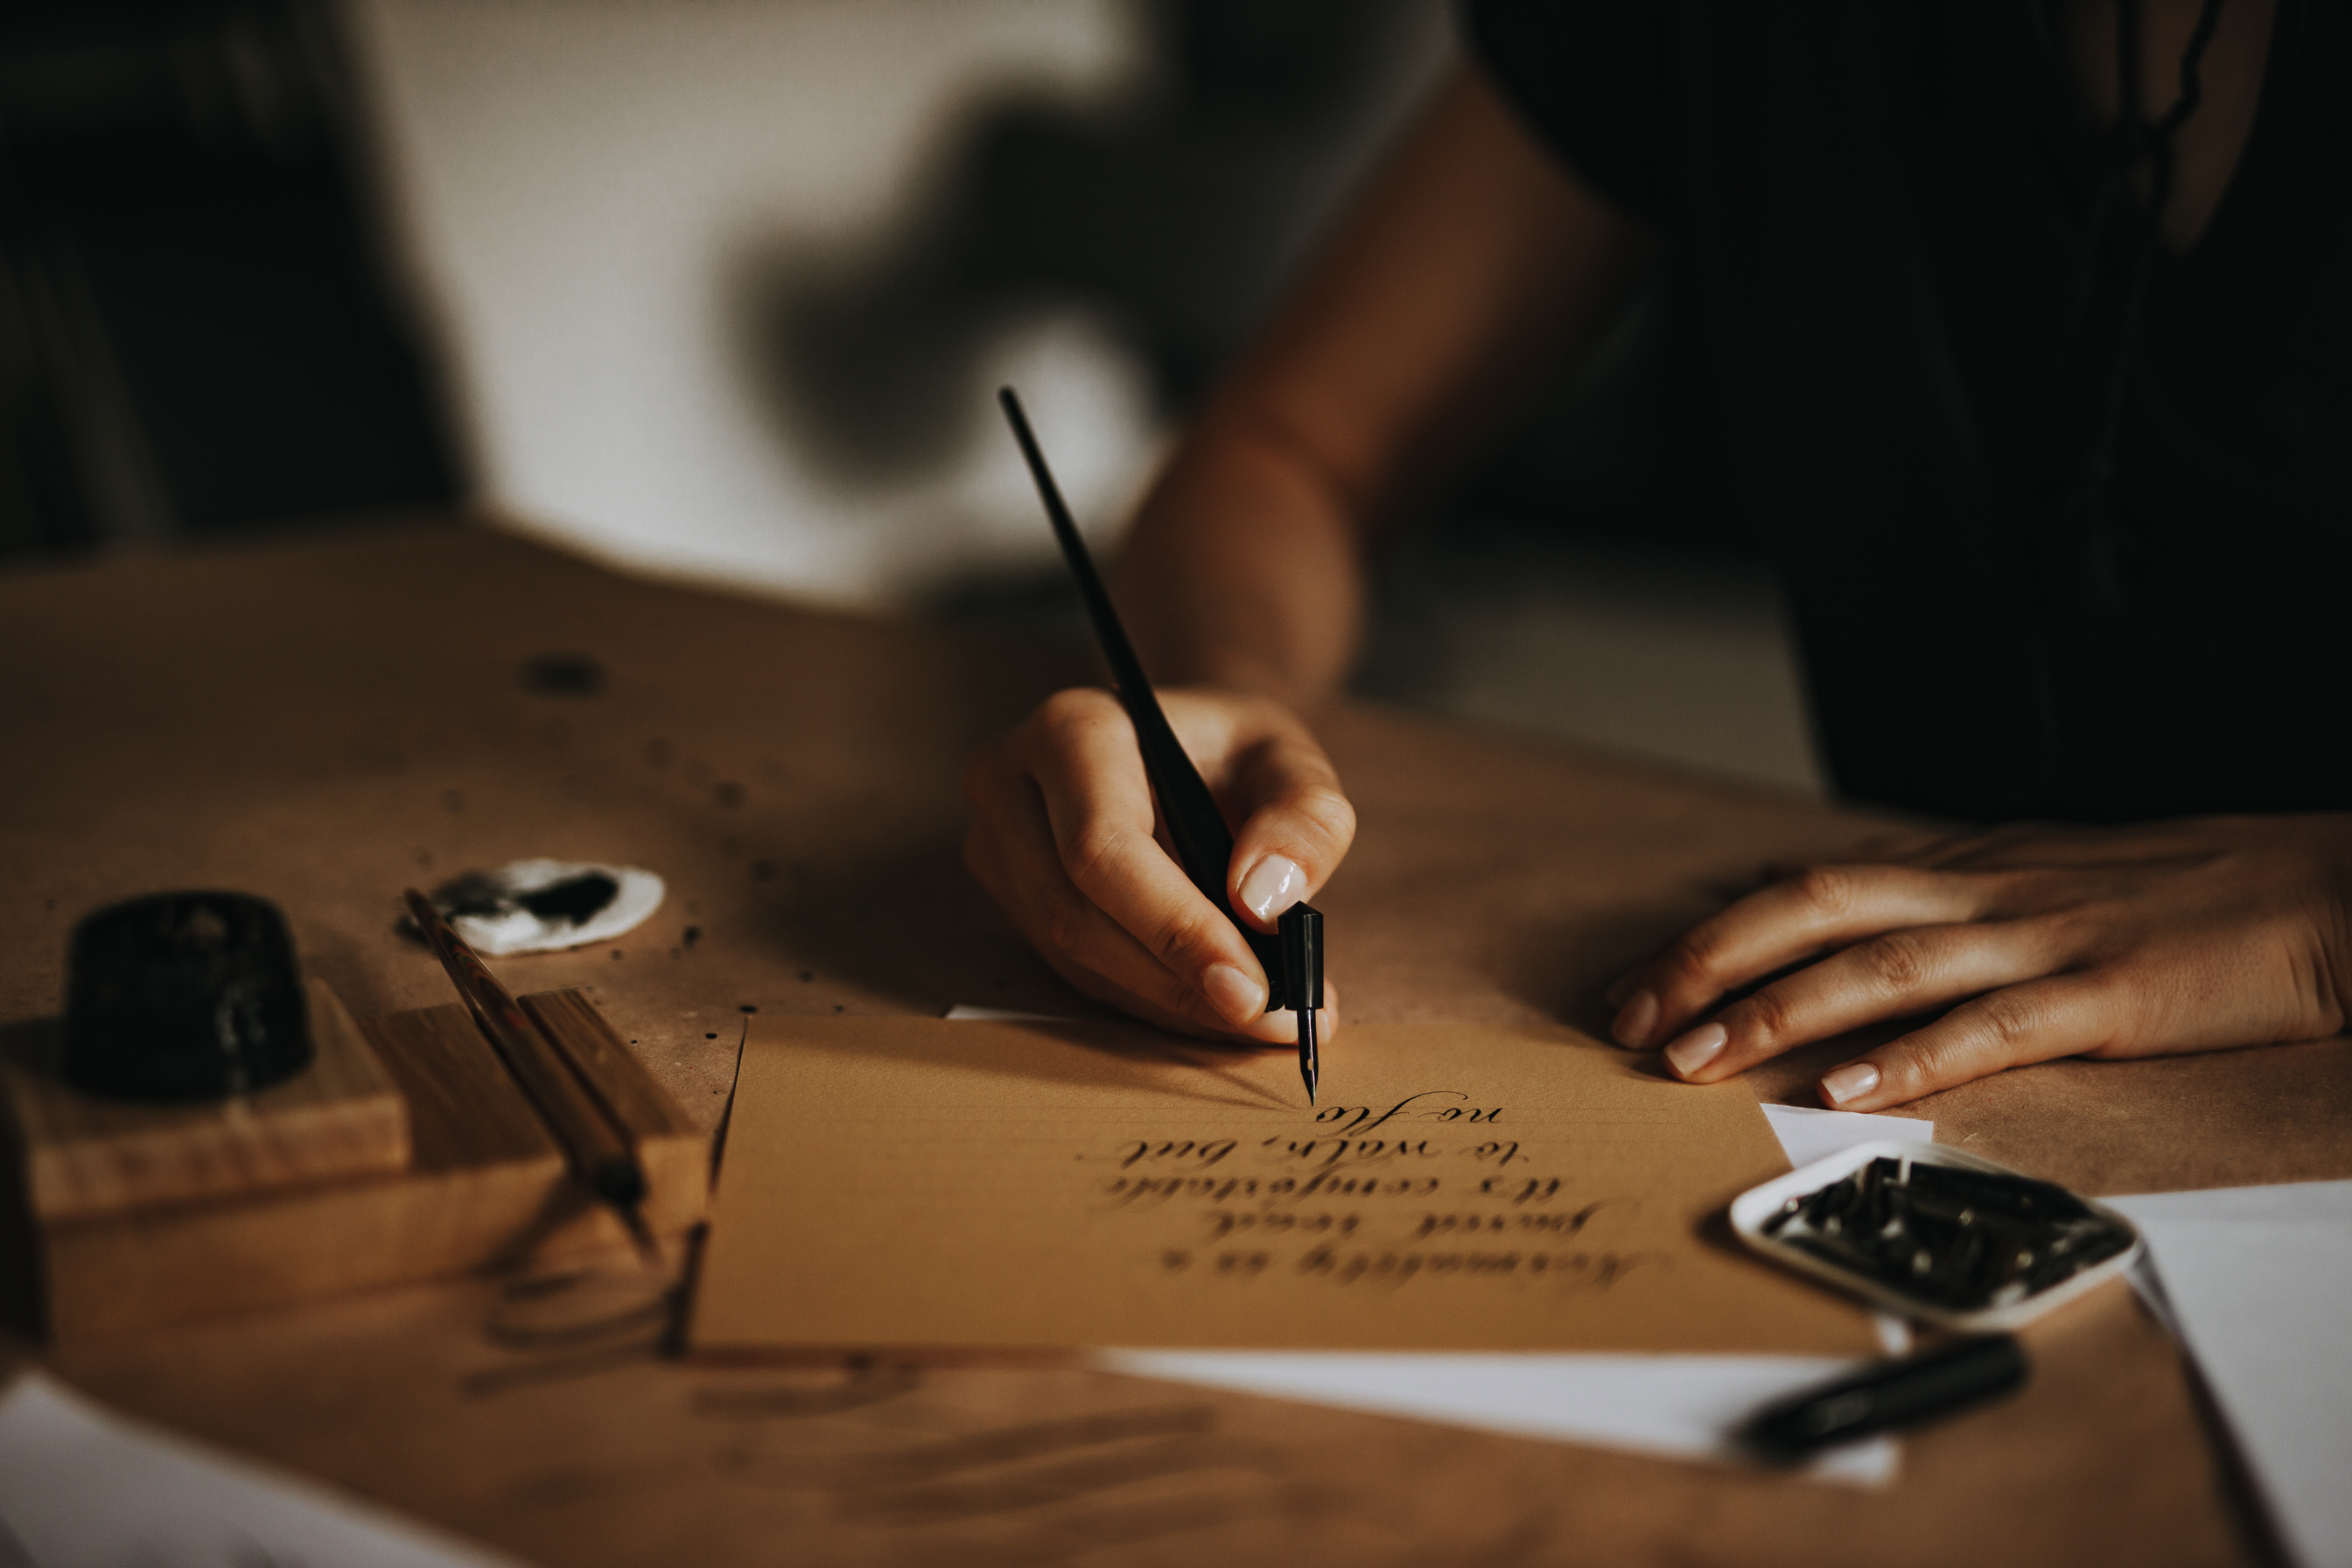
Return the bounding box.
[0,0,1814,792]
[0,0,458,556]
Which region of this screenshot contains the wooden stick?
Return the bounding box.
[402,889,654,1256]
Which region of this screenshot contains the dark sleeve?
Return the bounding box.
[1457,0,1680,225]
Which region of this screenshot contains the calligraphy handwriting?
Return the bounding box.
[1312,1091,1502,1135]
[1409,1202,1614,1242]
[1098,1138,1237,1171]
[1203,1209,1359,1242]
[1479,1176,1582,1206]
[1103,1172,1441,1209]
[1294,1244,1654,1292]
[1256,1135,1443,1171]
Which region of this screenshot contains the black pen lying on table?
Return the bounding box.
[1739,1333,2029,1460]
[998,385,1326,1105]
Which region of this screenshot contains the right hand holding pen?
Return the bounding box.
[962,685,1353,1044]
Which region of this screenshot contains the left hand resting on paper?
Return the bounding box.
[1605,815,2352,1110]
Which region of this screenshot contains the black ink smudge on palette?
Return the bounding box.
[424,871,617,931]
[515,872,619,925]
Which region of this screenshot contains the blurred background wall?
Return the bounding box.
[0,0,1818,794]
[346,0,1453,605]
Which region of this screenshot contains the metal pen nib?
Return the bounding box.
[1278,901,1324,1109]
[1298,1004,1319,1107]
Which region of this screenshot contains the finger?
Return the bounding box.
[970,792,1345,1049]
[965,759,1244,1036]
[1657,920,2062,1082]
[1019,692,1273,1026]
[1053,928,1343,1051]
[1225,720,1356,932]
[1812,974,2128,1110]
[1611,865,1989,1049]
[1230,977,1345,1048]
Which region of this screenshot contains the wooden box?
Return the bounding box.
[2,986,707,1343]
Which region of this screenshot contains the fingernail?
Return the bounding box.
[1200,963,1265,1028]
[1820,1061,1881,1107]
[1663,1023,1727,1079]
[1243,1006,1326,1045]
[1239,855,1306,922]
[1611,990,1658,1048]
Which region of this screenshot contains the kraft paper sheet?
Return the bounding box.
[690,1019,1876,1357]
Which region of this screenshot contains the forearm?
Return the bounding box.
[1112,410,1367,710]
[1105,61,1652,711]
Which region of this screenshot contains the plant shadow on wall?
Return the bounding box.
[731,0,1446,496]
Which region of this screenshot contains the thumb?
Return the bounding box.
[1225,724,1355,933]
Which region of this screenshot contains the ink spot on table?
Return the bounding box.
[521,653,605,696]
[716,782,745,808]
[799,971,814,983]
[705,1032,718,1040]
[684,925,703,949]
[739,1004,758,1013]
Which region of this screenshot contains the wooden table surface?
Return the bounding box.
[4,519,2345,1566]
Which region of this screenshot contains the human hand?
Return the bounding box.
[962,685,1353,1044]
[1606,816,2352,1110]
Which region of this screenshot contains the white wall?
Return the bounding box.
[346,0,1168,608]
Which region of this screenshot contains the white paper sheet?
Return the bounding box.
[0,1371,519,1568]
[1096,1348,1898,1480]
[1096,1104,1928,1487]
[942,1003,1924,1483]
[2109,1181,2352,1568]
[1759,1102,1935,1168]
[941,1004,1069,1022]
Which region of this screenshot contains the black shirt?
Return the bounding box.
[1463,1,2352,822]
